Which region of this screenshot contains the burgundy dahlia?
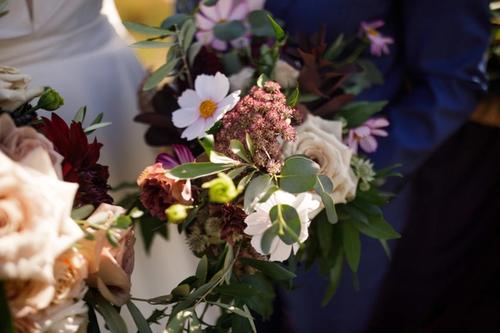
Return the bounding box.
[37,114,112,206]
[215,81,298,173]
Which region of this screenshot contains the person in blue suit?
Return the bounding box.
[262,0,491,332]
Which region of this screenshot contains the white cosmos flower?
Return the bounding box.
[172,72,240,141]
[244,190,321,262]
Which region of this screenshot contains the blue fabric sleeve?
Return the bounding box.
[373,0,491,187]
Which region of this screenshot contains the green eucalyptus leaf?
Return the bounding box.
[203,0,219,6]
[245,132,255,156]
[256,73,269,88]
[324,34,345,61]
[73,106,87,123]
[84,122,112,134]
[248,10,274,37]
[321,249,344,306]
[143,60,179,91]
[239,258,296,281]
[314,175,338,223]
[71,204,94,220]
[161,14,191,30]
[209,150,240,164]
[195,255,208,287]
[85,291,128,333]
[126,301,153,333]
[213,20,246,41]
[188,41,204,66]
[131,40,176,48]
[279,155,320,193]
[207,301,253,320]
[267,15,286,42]
[338,101,388,128]
[230,139,251,163]
[270,204,301,245]
[260,223,279,254]
[198,135,214,155]
[288,86,300,107]
[227,166,248,179]
[180,19,196,51]
[189,313,203,333]
[124,22,174,35]
[244,174,273,212]
[169,162,234,179]
[165,309,192,333]
[340,221,361,273]
[317,212,334,257]
[352,215,400,240]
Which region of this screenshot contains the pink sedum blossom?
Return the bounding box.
[346,118,389,154]
[360,20,394,57]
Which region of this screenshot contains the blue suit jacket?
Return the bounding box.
[265,1,490,332]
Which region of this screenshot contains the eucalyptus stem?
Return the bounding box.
[175,27,194,89]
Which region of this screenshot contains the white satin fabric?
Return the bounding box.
[0,1,198,331]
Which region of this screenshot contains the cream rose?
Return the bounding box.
[0,114,63,177]
[283,114,358,203]
[79,203,135,306]
[0,148,83,284]
[228,67,255,92]
[0,66,44,111]
[272,60,299,89]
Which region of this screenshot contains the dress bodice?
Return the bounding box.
[0,0,113,66]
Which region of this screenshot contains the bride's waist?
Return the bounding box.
[0,15,117,67]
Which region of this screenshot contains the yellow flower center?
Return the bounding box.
[366,27,380,37]
[199,100,217,118]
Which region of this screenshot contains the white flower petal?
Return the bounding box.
[250,234,265,255]
[269,239,292,262]
[172,107,199,128]
[244,212,270,235]
[210,72,231,102]
[181,118,208,140]
[194,74,215,100]
[177,89,201,108]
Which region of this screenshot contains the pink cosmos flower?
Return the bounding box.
[156,144,195,169]
[346,118,389,153]
[196,0,251,51]
[360,20,394,57]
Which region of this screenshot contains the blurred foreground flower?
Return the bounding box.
[156,144,195,169]
[0,66,43,111]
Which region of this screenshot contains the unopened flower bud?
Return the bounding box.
[165,204,190,224]
[202,173,238,204]
[37,87,64,111]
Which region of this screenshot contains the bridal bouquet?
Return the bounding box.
[0,67,144,333]
[129,0,400,331]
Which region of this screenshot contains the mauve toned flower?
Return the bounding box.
[79,204,135,306]
[215,81,298,173]
[0,113,63,177]
[37,114,112,207]
[196,0,250,51]
[156,144,195,169]
[360,20,394,57]
[346,117,389,153]
[137,163,193,220]
[0,66,44,112]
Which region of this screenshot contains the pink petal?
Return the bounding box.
[196,30,214,45]
[196,13,215,30]
[212,39,228,51]
[216,0,233,20]
[354,126,371,137]
[371,129,388,137]
[173,144,195,164]
[200,4,220,22]
[360,135,378,153]
[369,118,390,128]
[229,2,249,20]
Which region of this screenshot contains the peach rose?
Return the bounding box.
[0,113,63,177]
[12,248,89,332]
[0,66,44,112]
[79,204,135,306]
[0,148,83,284]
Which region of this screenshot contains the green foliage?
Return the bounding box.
[0,281,14,333]
[239,258,296,281]
[244,174,273,212]
[279,155,320,193]
[248,10,275,37]
[170,162,235,179]
[213,21,247,41]
[85,290,127,333]
[338,101,388,128]
[270,204,301,245]
[127,301,154,333]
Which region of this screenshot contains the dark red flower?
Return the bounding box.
[37,114,112,206]
[220,204,247,245]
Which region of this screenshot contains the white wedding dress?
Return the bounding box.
[0,1,198,330]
